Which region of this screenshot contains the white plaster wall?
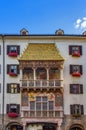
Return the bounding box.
[55,39,86,115]
[1,37,86,116]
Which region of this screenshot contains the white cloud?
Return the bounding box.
[74,17,86,31]
[76,19,81,24]
[75,24,80,29]
[81,21,86,29]
[83,17,86,21]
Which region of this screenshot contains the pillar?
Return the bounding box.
[23,124,26,130]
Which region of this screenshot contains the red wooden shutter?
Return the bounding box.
[70,105,74,114]
[17,65,20,74]
[80,65,82,74]
[81,105,84,115]
[7,104,10,113]
[69,46,72,55]
[7,84,11,93]
[7,46,10,54]
[80,46,82,55]
[17,46,20,55]
[80,84,83,94]
[70,65,73,74]
[7,65,10,74]
[17,84,20,93]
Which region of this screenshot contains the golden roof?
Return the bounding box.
[19,43,64,61]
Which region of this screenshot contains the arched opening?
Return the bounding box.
[69,124,84,130]
[43,125,55,130]
[6,122,23,130]
[36,67,47,79]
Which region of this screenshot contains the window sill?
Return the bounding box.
[9,72,17,76]
[72,114,81,117]
[8,112,19,117]
[72,53,80,57]
[72,72,81,77]
[8,52,18,57]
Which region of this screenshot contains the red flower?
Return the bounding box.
[8,52,18,57]
[8,112,18,117]
[72,72,81,77]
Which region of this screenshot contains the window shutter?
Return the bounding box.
[7,46,10,54]
[80,84,83,94]
[7,84,11,93]
[0,46,1,55]
[17,65,20,74]
[17,84,20,93]
[69,46,72,55]
[7,104,10,113]
[80,65,83,74]
[17,46,20,55]
[17,104,20,114]
[70,65,73,74]
[80,46,82,55]
[0,84,1,93]
[70,84,73,93]
[81,105,84,115]
[7,65,10,74]
[70,105,74,114]
[0,65,1,74]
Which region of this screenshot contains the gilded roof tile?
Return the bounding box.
[19,43,64,61]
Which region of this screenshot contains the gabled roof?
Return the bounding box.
[18,43,64,61]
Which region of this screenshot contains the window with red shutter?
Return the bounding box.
[69,45,82,57]
[7,64,20,76]
[7,45,20,57]
[70,65,82,77]
[7,104,20,117]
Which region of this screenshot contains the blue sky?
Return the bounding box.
[0,0,86,34]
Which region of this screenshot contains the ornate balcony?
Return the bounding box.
[22,110,63,118]
[20,79,63,90]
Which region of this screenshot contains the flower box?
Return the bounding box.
[72,52,80,57]
[8,52,18,57]
[72,72,81,77]
[72,114,81,117]
[8,112,18,117]
[9,72,17,76]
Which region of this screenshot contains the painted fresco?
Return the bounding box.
[55,93,63,106]
[28,92,55,101]
[22,91,28,106]
[22,91,63,107]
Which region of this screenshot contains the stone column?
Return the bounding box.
[60,68,63,87]
[23,124,26,130]
[57,121,62,130]
[33,68,36,80]
[33,67,36,87]
[46,67,49,86]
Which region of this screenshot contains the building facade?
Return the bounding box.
[0,29,86,130]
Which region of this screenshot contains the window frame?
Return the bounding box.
[69,45,82,56]
[70,104,84,115]
[7,104,20,114]
[7,64,20,76]
[70,65,82,76]
[70,84,83,94]
[7,45,20,56]
[7,83,20,93]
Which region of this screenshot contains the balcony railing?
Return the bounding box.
[20,79,63,88]
[22,110,63,118]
